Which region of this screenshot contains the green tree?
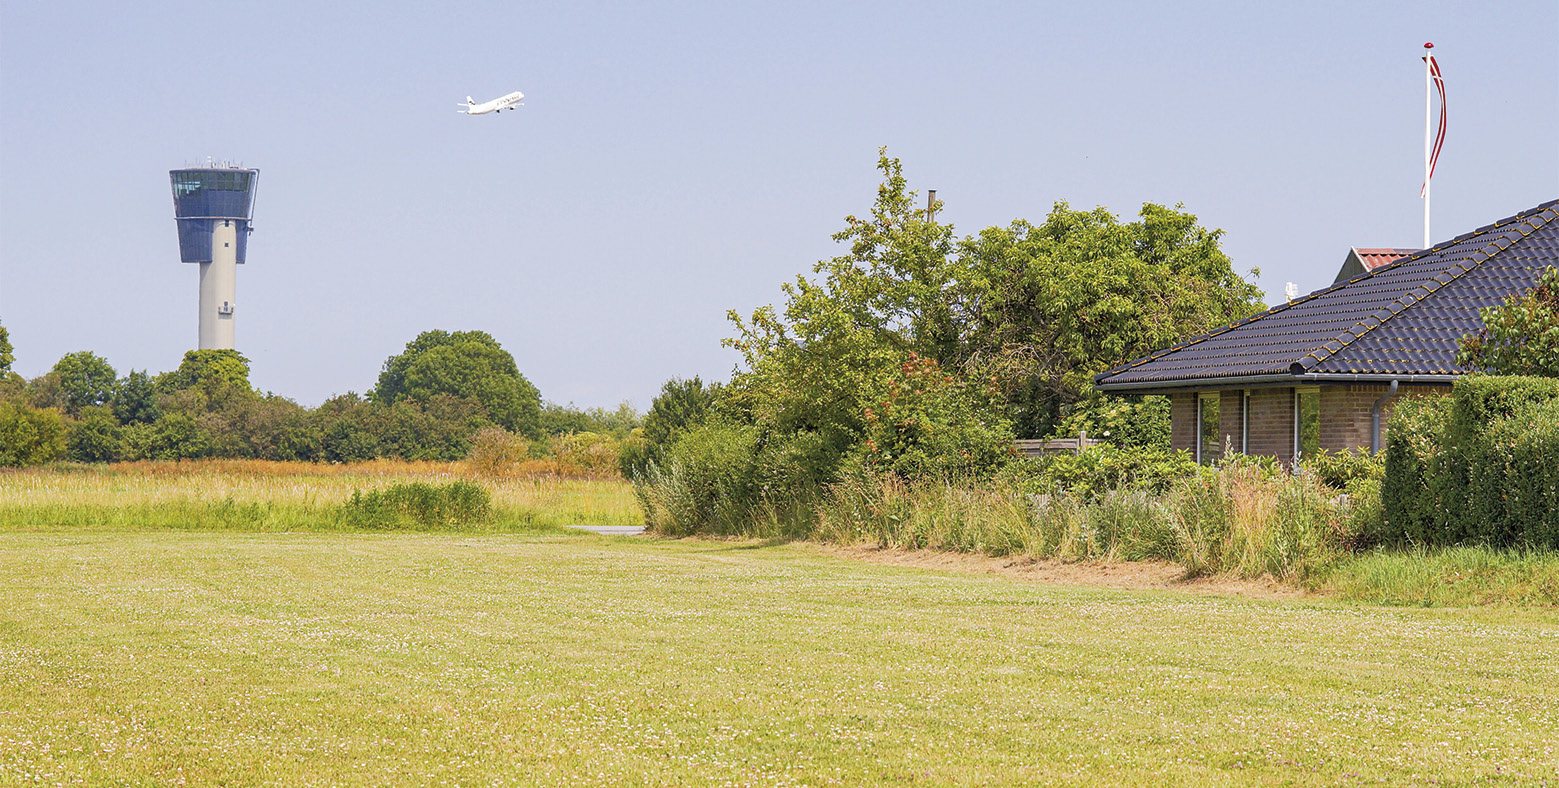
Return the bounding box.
[111,370,162,426]
[52,351,117,415]
[371,330,542,438]
[622,377,721,479]
[1052,393,1171,449]
[0,402,68,466]
[725,151,1261,466]
[375,395,489,461]
[539,401,641,439]
[148,412,207,460]
[642,377,719,452]
[0,319,13,374]
[959,201,1265,436]
[724,153,963,481]
[67,406,125,463]
[859,353,1013,479]
[1457,266,1559,376]
[313,394,383,463]
[159,349,253,396]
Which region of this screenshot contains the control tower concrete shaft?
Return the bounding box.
[169,166,258,349]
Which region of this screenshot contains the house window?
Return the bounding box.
[1294,387,1320,463]
[1241,390,1252,454]
[1198,392,1220,465]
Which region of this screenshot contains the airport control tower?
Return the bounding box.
[169,164,259,350]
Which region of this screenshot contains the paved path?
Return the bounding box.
[565,525,647,536]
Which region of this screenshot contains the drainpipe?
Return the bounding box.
[1371,380,1400,455]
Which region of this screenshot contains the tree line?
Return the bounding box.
[0,327,639,466]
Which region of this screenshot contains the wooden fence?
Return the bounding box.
[1013,431,1107,457]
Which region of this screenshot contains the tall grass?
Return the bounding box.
[641,463,1351,580]
[1321,545,1559,608]
[340,481,492,530]
[0,460,641,532]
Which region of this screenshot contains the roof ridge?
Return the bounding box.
[1295,204,1558,372]
[1094,196,1559,385]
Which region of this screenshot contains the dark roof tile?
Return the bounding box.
[1096,198,1559,388]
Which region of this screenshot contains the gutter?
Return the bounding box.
[1095,372,1461,393]
[1371,380,1400,455]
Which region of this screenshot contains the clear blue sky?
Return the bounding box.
[2,0,1555,410]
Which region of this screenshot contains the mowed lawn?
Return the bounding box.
[1,533,1555,787]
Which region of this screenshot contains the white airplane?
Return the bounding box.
[458,91,525,115]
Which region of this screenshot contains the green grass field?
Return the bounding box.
[2,532,1555,787]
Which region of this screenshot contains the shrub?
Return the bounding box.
[1483,398,1559,548]
[464,427,530,476]
[1381,395,1451,545]
[1300,448,1383,490]
[340,481,491,530]
[635,422,761,536]
[1449,377,1559,545]
[550,432,623,478]
[1051,394,1171,449]
[997,444,1200,501]
[857,354,1015,481]
[625,377,719,481]
[0,402,68,466]
[1381,378,1559,549]
[66,406,125,463]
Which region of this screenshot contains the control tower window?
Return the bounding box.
[173,171,252,197]
[173,173,204,198]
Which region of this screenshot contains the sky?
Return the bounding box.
[2,0,1556,411]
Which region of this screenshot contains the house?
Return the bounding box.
[1093,198,1559,466]
[1334,247,1419,282]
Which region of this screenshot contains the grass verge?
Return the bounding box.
[1321,545,1559,608]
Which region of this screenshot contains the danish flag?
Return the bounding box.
[1421,52,1446,198]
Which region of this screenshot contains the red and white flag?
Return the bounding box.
[1421,52,1446,198]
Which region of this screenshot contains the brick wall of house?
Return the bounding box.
[1320,385,1388,453]
[1170,393,1197,454]
[1246,387,1296,465]
[1317,383,1454,454]
[1164,384,1457,464]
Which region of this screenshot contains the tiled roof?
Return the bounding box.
[1095,198,1559,390]
[1354,247,1419,272]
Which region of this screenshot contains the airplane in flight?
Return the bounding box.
[458,91,525,115]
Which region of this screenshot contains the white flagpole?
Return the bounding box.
[1423,42,1433,249]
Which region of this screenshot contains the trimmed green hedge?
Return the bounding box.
[1382,377,1559,548]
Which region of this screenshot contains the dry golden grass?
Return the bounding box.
[0,460,642,529]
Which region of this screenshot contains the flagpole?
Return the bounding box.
[1423,42,1433,249]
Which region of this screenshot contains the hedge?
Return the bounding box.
[1382,376,1559,548]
